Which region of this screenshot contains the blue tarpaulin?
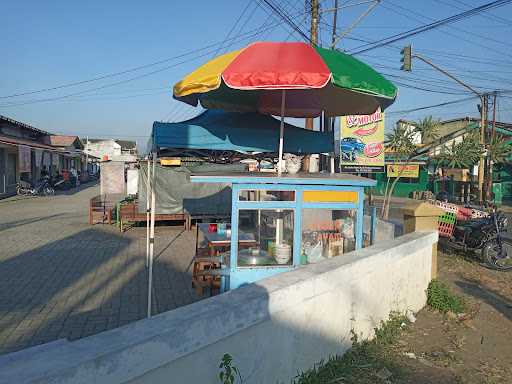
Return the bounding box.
[150,110,333,154]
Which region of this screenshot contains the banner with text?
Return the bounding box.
[340,108,385,173]
[386,164,419,178]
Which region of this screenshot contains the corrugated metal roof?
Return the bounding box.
[0,115,50,135]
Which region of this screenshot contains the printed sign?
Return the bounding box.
[18,145,31,173]
[340,108,385,173]
[386,164,419,178]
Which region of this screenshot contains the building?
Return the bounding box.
[83,139,138,163]
[46,135,87,177]
[0,115,57,197]
[0,115,92,198]
[379,117,512,202]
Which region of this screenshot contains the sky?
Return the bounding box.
[2,0,512,151]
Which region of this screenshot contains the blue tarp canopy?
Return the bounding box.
[150,110,333,154]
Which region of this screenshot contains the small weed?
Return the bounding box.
[219,353,243,384]
[295,313,408,383]
[427,279,465,314]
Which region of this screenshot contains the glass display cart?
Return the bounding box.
[190,172,376,291]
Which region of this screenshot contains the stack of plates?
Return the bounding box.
[274,243,291,264]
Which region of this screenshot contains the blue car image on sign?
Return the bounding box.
[340,137,366,162]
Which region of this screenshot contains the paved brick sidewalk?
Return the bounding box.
[0,184,200,355]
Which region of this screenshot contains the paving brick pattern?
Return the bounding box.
[0,184,200,355]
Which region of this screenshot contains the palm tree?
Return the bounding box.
[436,132,482,170]
[414,116,441,145]
[381,126,417,219]
[434,132,483,198]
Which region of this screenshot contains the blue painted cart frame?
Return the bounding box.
[190,174,375,291]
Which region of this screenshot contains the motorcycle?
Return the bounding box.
[439,206,511,271]
[16,176,54,196]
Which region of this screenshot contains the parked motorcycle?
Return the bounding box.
[16,176,54,196]
[439,207,511,271]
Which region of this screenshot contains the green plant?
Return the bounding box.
[488,134,512,164]
[295,313,408,383]
[373,312,407,346]
[427,279,465,314]
[219,353,243,384]
[436,132,482,170]
[414,116,440,144]
[381,125,418,219]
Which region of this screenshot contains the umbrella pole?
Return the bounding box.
[277,90,286,176]
[147,154,156,318]
[145,159,151,268]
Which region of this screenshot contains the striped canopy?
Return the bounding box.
[173,41,397,117]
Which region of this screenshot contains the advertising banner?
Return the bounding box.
[340,108,385,173]
[386,164,419,178]
[18,145,31,173]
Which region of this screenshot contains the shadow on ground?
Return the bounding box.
[0,225,198,355]
[455,277,512,321]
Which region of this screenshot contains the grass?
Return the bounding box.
[295,313,408,384]
[427,279,465,314]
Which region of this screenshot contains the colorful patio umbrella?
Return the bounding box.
[173,41,397,174]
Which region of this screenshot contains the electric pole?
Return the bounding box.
[487,92,498,200]
[400,46,488,203]
[305,0,319,131]
[478,95,487,203]
[331,0,338,49]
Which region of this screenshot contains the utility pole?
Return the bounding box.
[479,95,487,203]
[305,0,319,131]
[487,92,498,200]
[331,0,339,49]
[303,0,319,172]
[400,47,487,203]
[492,92,497,140]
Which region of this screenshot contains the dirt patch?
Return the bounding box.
[297,250,512,383]
[394,251,512,383]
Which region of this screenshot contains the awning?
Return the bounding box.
[150,110,333,154]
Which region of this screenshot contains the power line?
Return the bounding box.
[0,11,305,108]
[0,9,302,101]
[347,0,512,55]
[453,0,512,25]
[387,96,479,115]
[381,0,512,63]
[213,1,253,57]
[258,0,311,43]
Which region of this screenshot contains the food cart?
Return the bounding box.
[190,172,376,291]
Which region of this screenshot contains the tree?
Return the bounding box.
[436,132,482,170]
[415,116,440,144]
[486,134,512,200]
[434,132,483,199]
[381,125,417,219]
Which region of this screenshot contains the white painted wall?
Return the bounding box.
[84,140,121,160]
[0,232,437,384]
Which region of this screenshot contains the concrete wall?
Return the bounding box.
[0,232,437,384]
[363,214,396,242]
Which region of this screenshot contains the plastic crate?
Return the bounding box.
[438,212,457,238]
[456,207,473,221]
[428,199,474,222]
